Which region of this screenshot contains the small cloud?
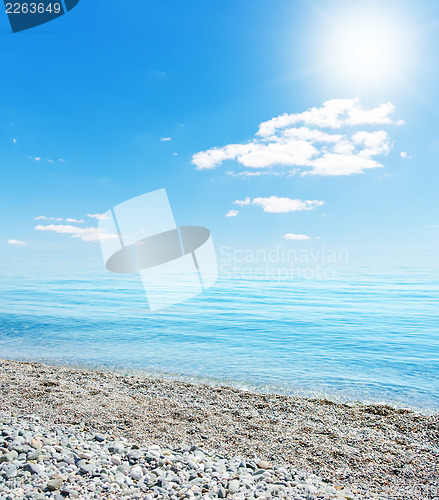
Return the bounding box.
[66,218,84,223]
[233,197,251,206]
[149,70,167,78]
[59,158,65,162]
[34,216,63,221]
[283,233,311,241]
[226,210,239,217]
[172,152,178,156]
[160,137,172,142]
[13,138,17,144]
[400,151,411,159]
[230,196,324,213]
[48,159,54,163]
[87,213,109,221]
[227,171,263,178]
[35,224,118,243]
[34,157,41,162]
[7,239,27,246]
[252,196,324,213]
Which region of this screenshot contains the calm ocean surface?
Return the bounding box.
[1,247,438,412]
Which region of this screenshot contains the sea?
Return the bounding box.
[1,246,438,413]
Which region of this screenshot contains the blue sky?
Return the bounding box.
[1,0,439,255]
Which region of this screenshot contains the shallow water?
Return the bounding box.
[1,247,438,412]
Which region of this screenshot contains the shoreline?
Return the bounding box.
[1,358,438,498]
[1,355,434,416]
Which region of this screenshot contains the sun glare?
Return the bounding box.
[322,8,410,87]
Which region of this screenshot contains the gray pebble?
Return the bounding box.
[0,413,375,500]
[24,462,44,474]
[228,478,240,493]
[2,463,17,478]
[47,478,63,490]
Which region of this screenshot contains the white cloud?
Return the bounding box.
[35,224,83,235]
[233,197,251,206]
[87,213,109,221]
[307,154,382,176]
[227,171,263,178]
[66,218,84,223]
[172,152,178,156]
[192,141,317,170]
[192,98,402,176]
[192,145,243,170]
[34,216,63,221]
[13,138,17,144]
[401,151,411,159]
[351,130,392,157]
[34,157,41,162]
[283,233,311,241]
[149,70,167,78]
[252,197,324,213]
[226,210,239,217]
[34,224,118,243]
[160,137,172,142]
[257,98,401,137]
[8,239,27,246]
[230,196,324,214]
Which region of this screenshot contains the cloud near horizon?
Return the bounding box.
[34,215,63,221]
[35,216,85,223]
[283,233,311,241]
[87,213,109,221]
[66,218,85,223]
[192,98,402,176]
[8,239,27,246]
[225,209,239,217]
[233,196,324,214]
[34,224,118,242]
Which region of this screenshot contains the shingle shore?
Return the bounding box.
[0,414,363,500]
[0,359,437,499]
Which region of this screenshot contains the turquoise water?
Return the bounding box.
[0,248,438,412]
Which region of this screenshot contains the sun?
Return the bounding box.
[319,6,411,88]
[332,22,401,82]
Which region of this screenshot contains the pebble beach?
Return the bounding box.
[0,359,438,499]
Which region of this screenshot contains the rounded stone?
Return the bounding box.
[257,460,272,469]
[24,462,44,474]
[228,479,240,493]
[47,478,63,491]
